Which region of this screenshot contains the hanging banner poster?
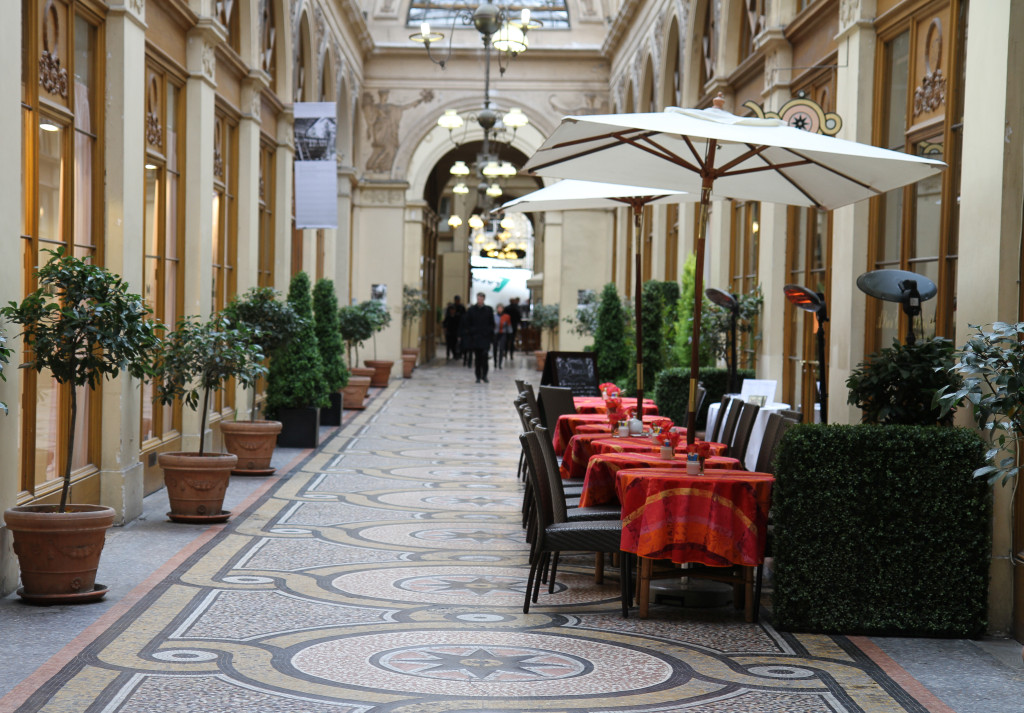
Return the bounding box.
[294,102,338,228]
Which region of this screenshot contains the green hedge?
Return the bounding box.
[653,367,755,430]
[773,424,990,637]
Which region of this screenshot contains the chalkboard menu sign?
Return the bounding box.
[540,351,600,396]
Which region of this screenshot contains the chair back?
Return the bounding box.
[533,425,570,524]
[779,408,803,423]
[515,379,529,394]
[694,383,708,417]
[755,413,784,474]
[729,401,761,463]
[538,385,576,429]
[515,401,534,432]
[522,388,541,422]
[716,396,744,445]
[520,433,555,531]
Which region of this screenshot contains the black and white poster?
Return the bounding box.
[294,102,338,229]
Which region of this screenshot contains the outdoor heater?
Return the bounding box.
[856,269,937,346]
[705,287,740,394]
[783,284,829,424]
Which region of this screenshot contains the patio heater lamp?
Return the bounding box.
[783,285,829,424]
[705,288,740,394]
[856,269,937,346]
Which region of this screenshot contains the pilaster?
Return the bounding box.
[99,0,147,524]
[274,107,294,287]
[335,166,356,302]
[542,211,564,350]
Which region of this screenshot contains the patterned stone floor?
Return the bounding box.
[2,359,1014,712]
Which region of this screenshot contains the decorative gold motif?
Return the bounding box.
[39,0,68,98]
[743,93,843,136]
[146,76,162,148]
[913,18,946,117]
[213,118,224,180]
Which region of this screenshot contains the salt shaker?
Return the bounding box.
[686,453,701,475]
[660,441,674,460]
[617,420,629,437]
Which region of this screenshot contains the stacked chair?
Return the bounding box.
[537,385,576,429]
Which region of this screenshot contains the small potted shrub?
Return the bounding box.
[339,304,374,408]
[847,336,960,425]
[401,285,430,376]
[530,303,560,372]
[219,286,304,474]
[313,278,350,426]
[150,314,265,522]
[2,249,158,602]
[362,299,394,387]
[264,272,329,447]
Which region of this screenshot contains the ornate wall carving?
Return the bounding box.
[361,88,435,174]
[839,0,860,32]
[39,0,68,98]
[913,18,946,116]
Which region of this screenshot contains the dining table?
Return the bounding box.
[572,396,658,415]
[558,434,728,482]
[614,467,774,621]
[552,413,674,457]
[577,451,742,507]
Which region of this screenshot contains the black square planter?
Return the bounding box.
[320,392,343,426]
[276,406,320,448]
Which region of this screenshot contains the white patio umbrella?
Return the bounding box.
[499,179,700,417]
[523,95,946,445]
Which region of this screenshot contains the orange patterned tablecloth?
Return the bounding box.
[553,414,673,457]
[572,397,658,415]
[578,452,742,507]
[615,468,774,567]
[559,434,729,481]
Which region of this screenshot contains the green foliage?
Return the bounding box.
[700,284,763,369]
[150,314,265,455]
[531,303,560,349]
[773,424,989,637]
[653,366,755,430]
[0,324,10,415]
[222,286,306,420]
[563,289,598,340]
[847,337,960,426]
[312,279,349,393]
[937,321,1024,484]
[594,283,632,383]
[222,286,304,359]
[338,304,373,366]
[265,272,329,417]
[657,280,680,363]
[359,300,392,360]
[640,281,666,391]
[2,248,159,508]
[402,285,430,349]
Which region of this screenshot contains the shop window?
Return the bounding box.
[19,0,103,494]
[729,201,760,369]
[212,110,238,413]
[257,140,275,287]
[740,0,766,60]
[141,62,184,445]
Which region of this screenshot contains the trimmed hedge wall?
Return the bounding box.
[653,367,755,430]
[773,424,990,637]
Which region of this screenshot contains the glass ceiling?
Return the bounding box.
[407,1,570,30]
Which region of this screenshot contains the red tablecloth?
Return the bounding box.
[572,397,658,415]
[578,452,742,507]
[615,468,774,567]
[591,438,727,458]
[553,414,673,457]
[559,433,728,481]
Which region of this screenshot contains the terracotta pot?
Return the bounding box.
[220,420,282,475]
[342,375,372,409]
[364,359,394,387]
[535,350,547,372]
[402,348,419,367]
[402,354,416,378]
[158,451,237,523]
[350,366,375,379]
[4,504,115,604]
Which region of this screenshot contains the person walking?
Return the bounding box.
[464,292,494,383]
[442,300,463,360]
[493,304,512,369]
[505,297,522,358]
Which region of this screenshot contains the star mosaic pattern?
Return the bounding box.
[7,362,936,713]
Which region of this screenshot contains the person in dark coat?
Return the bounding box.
[463,292,495,383]
[442,297,464,360]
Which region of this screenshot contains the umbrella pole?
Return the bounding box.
[633,204,644,421]
[687,179,714,447]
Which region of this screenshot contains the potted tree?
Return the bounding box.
[530,303,560,372]
[401,284,430,376]
[362,299,394,387]
[313,278,350,426]
[264,272,329,447]
[1,248,158,603]
[150,314,265,522]
[338,303,373,409]
[219,286,304,474]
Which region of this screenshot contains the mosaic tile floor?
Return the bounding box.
[4,361,954,712]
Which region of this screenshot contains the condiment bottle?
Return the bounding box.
[660,441,674,460]
[686,453,701,475]
[617,420,629,437]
